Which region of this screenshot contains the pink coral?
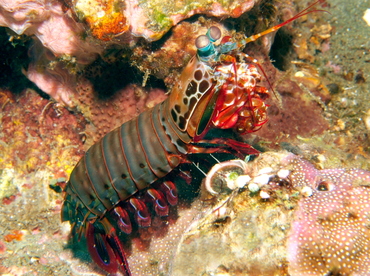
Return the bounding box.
[286,156,370,275]
[68,0,256,41]
[0,0,102,63]
[24,40,78,106]
[25,62,76,106]
[0,0,255,58]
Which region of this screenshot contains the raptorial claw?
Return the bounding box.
[105,233,131,276]
[86,220,131,275]
[86,222,118,274]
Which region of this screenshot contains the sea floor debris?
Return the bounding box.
[173,152,370,275]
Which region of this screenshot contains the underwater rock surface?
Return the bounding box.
[0,0,256,57]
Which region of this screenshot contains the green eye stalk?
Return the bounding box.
[195,26,237,62]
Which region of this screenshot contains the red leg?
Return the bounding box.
[129,198,151,227]
[146,188,169,217]
[189,138,260,158]
[86,222,118,273]
[159,181,178,206]
[110,206,132,234]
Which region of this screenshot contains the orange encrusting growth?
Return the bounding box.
[85,1,129,41]
[4,230,24,242]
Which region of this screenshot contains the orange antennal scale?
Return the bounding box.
[242,0,328,45]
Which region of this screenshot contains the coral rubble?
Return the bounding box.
[1,0,370,275]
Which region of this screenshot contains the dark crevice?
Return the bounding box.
[83,56,166,100]
[269,27,295,71]
[0,27,43,95]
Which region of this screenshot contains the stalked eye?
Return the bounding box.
[196,34,215,59]
[195,35,210,50]
[207,26,221,42]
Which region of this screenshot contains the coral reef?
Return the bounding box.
[0,88,86,198]
[1,0,370,275]
[0,0,257,48]
[0,1,249,70]
[71,0,257,41]
[0,88,87,274]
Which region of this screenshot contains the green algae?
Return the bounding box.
[139,0,251,33]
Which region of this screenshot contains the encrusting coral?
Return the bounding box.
[0,88,86,182]
[0,0,258,58]
[287,156,370,275]
[70,0,257,41]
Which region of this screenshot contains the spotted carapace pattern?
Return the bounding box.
[169,56,213,132]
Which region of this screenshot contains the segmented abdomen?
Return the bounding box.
[63,100,186,220]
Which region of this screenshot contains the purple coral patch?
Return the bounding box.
[287,156,370,275]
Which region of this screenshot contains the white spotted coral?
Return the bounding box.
[287,155,370,275]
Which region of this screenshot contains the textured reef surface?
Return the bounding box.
[1,0,370,275]
[287,156,370,275]
[0,0,258,105]
[71,0,257,41]
[172,152,370,275]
